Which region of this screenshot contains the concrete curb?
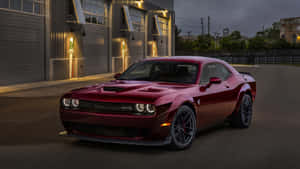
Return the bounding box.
[0,73,114,94]
[231,64,260,68]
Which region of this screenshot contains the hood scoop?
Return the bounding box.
[103,86,125,92]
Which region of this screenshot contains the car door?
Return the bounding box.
[196,62,233,128]
[214,62,237,118]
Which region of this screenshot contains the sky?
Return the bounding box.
[174,0,300,37]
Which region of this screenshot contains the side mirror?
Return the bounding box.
[114,73,121,79]
[200,77,222,92]
[209,77,222,84]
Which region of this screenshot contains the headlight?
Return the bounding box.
[146,104,155,113]
[62,98,71,107]
[135,104,145,113]
[135,104,155,114]
[71,99,80,108]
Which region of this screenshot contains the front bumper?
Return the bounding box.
[60,131,172,146]
[60,109,172,143]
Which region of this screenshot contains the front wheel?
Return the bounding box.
[169,106,197,150]
[230,94,253,128]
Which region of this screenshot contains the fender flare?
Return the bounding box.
[165,94,197,124]
[234,83,253,113]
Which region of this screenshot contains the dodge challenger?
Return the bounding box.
[60,56,256,149]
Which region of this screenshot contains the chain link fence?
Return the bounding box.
[176,50,300,64]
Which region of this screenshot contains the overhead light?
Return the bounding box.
[135,0,143,8]
[162,10,168,17]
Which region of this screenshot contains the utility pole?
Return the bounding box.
[187,31,192,40]
[208,16,210,36]
[201,17,204,36]
[213,32,221,49]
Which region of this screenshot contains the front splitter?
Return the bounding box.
[59,131,172,146]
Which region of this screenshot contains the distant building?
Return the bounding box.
[222,28,230,37]
[280,17,300,44]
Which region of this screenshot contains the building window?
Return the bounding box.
[293,34,297,44]
[34,1,41,14]
[129,7,145,32]
[154,15,169,36]
[10,0,21,10]
[158,17,168,36]
[81,0,105,25]
[0,0,9,8]
[0,0,43,15]
[23,0,33,13]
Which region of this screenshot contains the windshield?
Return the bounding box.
[118,61,199,84]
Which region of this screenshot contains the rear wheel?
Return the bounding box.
[170,106,196,150]
[230,94,253,128]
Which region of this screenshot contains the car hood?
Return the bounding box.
[69,80,195,103]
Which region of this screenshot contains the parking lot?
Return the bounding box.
[0,65,300,169]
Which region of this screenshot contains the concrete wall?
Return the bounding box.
[50,0,110,79]
[111,2,174,72]
[111,4,146,72]
[0,0,175,85]
[82,24,109,76]
[0,9,45,85]
[49,0,68,80]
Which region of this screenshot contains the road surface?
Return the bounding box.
[0,65,300,169]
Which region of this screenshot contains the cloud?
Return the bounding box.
[175,0,300,36]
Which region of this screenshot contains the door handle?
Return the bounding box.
[224,83,230,88]
[223,81,230,89]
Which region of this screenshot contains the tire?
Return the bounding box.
[230,94,253,128]
[169,106,197,150]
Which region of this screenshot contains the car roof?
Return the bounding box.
[145,56,239,75]
[145,56,223,64]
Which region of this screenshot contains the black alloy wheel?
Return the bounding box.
[231,94,253,128]
[170,106,196,150]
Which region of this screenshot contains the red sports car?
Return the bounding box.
[60,56,256,149]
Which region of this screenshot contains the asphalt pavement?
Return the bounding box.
[0,65,300,169]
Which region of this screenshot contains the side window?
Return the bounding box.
[215,63,232,81]
[200,63,232,85]
[200,63,217,85]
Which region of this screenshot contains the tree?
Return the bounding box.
[219,31,246,51]
[195,35,214,50]
[175,25,183,50]
[270,39,291,49]
[230,31,242,40]
[248,36,266,50]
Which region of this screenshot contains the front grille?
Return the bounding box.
[79,100,135,114]
[64,122,148,138]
